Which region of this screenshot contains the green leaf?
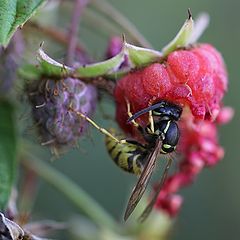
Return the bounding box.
[125,43,162,66]
[162,11,194,57]
[0,0,45,46]
[0,100,17,210]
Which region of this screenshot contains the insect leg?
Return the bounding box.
[69,107,126,144]
[125,99,157,143]
[125,98,147,134]
[125,98,140,128]
[138,157,173,222]
[125,98,155,134]
[148,110,155,134]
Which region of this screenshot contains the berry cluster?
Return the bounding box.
[114,43,232,216]
[26,78,97,150]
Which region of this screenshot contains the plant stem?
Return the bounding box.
[83,8,120,38]
[91,0,152,48]
[66,0,89,66]
[25,22,87,54]
[21,152,119,232]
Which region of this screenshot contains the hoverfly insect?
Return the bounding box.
[68,100,182,222]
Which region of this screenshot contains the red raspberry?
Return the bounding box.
[114,43,232,217]
[155,193,183,217]
[114,44,227,135]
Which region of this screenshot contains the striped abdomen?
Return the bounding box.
[105,133,148,176]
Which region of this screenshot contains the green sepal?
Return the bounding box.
[35,45,126,79]
[75,41,162,77]
[0,0,46,47]
[162,11,194,57]
[189,12,209,44]
[18,64,42,81]
[106,69,129,80]
[74,47,125,78]
[0,99,17,210]
[34,40,162,80]
[125,42,162,66]
[37,47,73,77]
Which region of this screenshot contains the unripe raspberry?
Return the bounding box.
[26,78,97,150]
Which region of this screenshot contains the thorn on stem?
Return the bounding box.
[122,34,126,46]
[40,41,44,48]
[188,8,192,20]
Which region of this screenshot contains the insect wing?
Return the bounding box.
[124,138,162,221]
[138,158,173,222]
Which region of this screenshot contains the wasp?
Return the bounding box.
[105,100,182,221]
[69,100,182,221]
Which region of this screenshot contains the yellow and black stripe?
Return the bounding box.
[105,132,148,176]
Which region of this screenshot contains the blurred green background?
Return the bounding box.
[29,0,239,239]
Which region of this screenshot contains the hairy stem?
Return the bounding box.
[25,22,87,54]
[91,0,152,48]
[66,0,89,66]
[21,152,119,232]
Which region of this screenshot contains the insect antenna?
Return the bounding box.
[68,106,126,144]
[127,102,164,122]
